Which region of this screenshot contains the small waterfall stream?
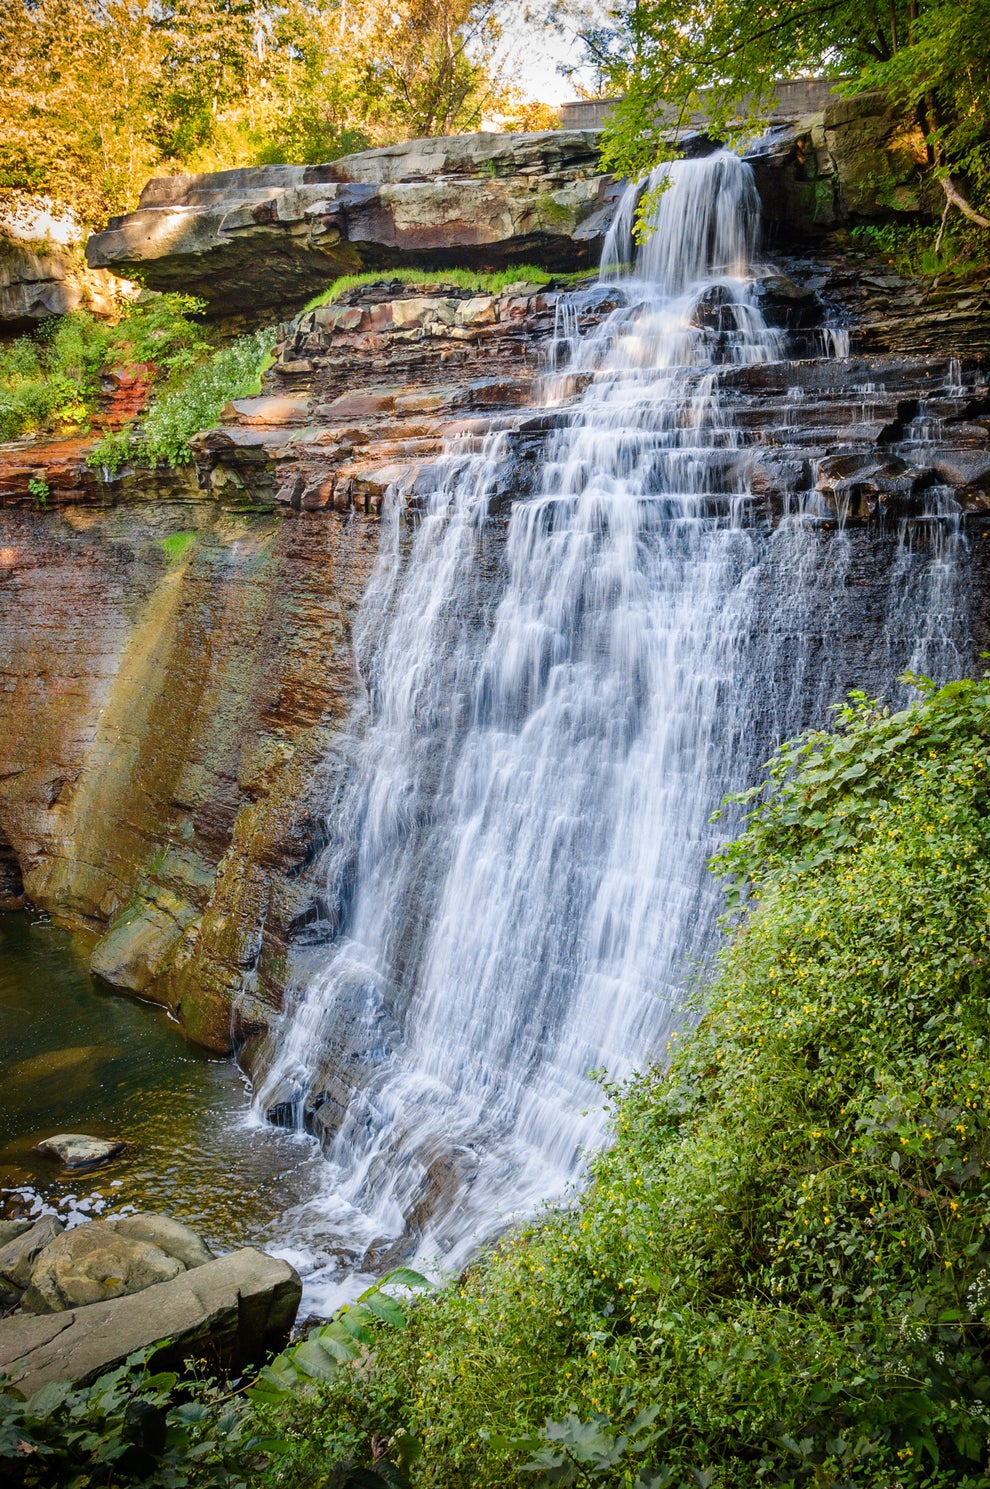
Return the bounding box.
[252,151,970,1293]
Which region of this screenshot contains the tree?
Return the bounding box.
[0,0,523,225]
[597,0,990,223]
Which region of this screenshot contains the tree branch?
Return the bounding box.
[941,174,990,229]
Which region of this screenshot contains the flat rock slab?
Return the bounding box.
[86,129,616,320]
[0,1247,301,1394]
[37,1134,125,1170]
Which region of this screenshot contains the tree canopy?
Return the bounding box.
[595,0,990,220]
[0,0,542,225]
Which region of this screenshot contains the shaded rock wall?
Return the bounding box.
[0,473,378,1050]
[0,195,135,333]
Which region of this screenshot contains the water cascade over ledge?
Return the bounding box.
[251,151,971,1294]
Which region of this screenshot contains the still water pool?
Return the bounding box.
[0,910,325,1266]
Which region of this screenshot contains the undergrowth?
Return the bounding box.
[848,220,986,281]
[0,293,274,472]
[0,296,209,443]
[88,326,274,473]
[257,673,990,1489]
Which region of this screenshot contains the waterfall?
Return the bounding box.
[252,151,970,1292]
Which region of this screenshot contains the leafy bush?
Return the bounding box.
[265,674,990,1488]
[0,1348,256,1488]
[0,296,209,443]
[848,221,985,281]
[139,329,274,467]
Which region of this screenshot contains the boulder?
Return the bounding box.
[36,1133,126,1169]
[0,1215,64,1291]
[0,1220,33,1249]
[22,1221,184,1314]
[110,1213,215,1270]
[0,1247,302,1394]
[85,131,616,320]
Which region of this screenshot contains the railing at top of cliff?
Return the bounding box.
[559,77,844,133]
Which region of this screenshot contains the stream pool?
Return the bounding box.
[0,910,324,1274]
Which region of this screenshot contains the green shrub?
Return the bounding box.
[848,221,985,281]
[263,674,990,1489]
[0,296,210,443]
[89,425,135,477]
[0,1348,255,1488]
[139,328,274,467]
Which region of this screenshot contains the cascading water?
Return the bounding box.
[252,151,970,1296]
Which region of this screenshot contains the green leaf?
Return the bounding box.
[289,1339,341,1381]
[378,1267,433,1291]
[361,1292,409,1329]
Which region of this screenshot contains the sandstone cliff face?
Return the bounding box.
[0,470,378,1050]
[0,196,134,332]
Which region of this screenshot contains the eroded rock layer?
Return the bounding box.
[2,233,990,1054]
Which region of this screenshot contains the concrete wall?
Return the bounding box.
[560,78,843,132]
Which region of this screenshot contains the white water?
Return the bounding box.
[252,152,969,1296]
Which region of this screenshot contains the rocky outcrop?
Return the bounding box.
[2,263,990,1055]
[0,1212,219,1317]
[22,1223,185,1313]
[84,96,951,327]
[0,1216,64,1292]
[0,194,135,331]
[0,458,379,1049]
[86,132,618,321]
[36,1134,126,1170]
[0,1246,301,1393]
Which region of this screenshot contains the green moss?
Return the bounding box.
[301,265,566,313]
[157,530,197,563]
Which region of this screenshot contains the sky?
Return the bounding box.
[509,19,591,103]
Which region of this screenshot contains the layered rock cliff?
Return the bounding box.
[2,109,990,1058]
[0,194,134,332]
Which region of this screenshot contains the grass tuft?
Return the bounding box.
[301,264,590,312]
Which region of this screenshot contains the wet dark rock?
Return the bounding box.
[754,274,823,329]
